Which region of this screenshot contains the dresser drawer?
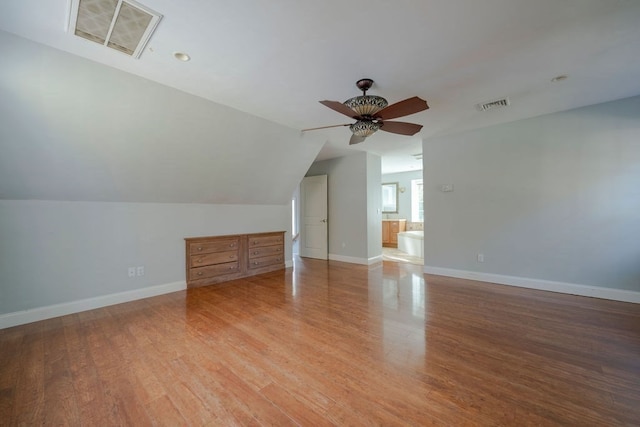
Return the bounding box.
[248,234,284,248]
[185,231,285,288]
[189,238,239,254]
[189,262,239,281]
[190,250,238,268]
[248,254,284,270]
[248,245,283,259]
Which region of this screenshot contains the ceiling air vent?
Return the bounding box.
[68,0,162,58]
[476,97,510,112]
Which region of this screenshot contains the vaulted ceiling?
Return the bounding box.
[1,0,640,189]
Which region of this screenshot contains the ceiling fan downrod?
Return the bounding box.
[355,78,374,95]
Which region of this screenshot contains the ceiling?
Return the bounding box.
[1,0,640,174]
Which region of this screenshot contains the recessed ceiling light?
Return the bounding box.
[174,52,191,62]
[551,75,568,82]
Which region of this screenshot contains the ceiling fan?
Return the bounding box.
[303,78,429,145]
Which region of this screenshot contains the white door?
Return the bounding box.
[300,175,328,260]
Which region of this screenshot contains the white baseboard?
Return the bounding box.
[328,254,384,266]
[329,253,368,265]
[0,281,187,330]
[368,255,384,265]
[285,260,294,268]
[423,266,640,304]
[328,254,365,265]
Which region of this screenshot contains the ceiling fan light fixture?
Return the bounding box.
[350,120,380,137]
[315,78,429,143]
[344,95,388,116]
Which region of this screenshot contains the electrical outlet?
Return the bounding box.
[477,253,484,263]
[136,266,145,276]
[128,267,136,278]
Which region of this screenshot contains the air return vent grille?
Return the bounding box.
[69,0,162,58]
[476,97,510,112]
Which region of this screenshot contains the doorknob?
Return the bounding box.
[321,219,327,223]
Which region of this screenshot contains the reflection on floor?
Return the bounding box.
[382,247,423,266]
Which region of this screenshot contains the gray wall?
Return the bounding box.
[0,31,321,320]
[366,153,382,258]
[423,95,640,291]
[381,170,423,221]
[306,152,382,262]
[0,200,290,315]
[0,31,322,204]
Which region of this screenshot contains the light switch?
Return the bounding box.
[441,184,454,192]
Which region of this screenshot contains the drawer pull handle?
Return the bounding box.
[230,255,234,258]
[253,251,259,255]
[197,258,203,263]
[197,272,203,276]
[229,266,235,270]
[254,261,259,265]
[253,241,258,244]
[229,243,235,247]
[197,247,203,251]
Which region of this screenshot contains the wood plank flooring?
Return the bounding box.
[1,257,639,425]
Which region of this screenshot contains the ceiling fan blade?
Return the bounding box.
[320,100,359,118]
[374,96,428,120]
[380,121,423,136]
[349,134,366,145]
[302,124,350,132]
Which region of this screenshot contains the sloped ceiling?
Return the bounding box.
[0,32,323,204]
[1,0,640,184]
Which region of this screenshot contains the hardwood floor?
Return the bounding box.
[1,257,639,425]
[382,247,423,265]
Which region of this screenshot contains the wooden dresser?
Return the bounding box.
[382,219,406,248]
[185,231,285,288]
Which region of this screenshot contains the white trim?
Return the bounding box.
[285,260,294,268]
[423,266,640,304]
[329,254,367,265]
[327,254,382,266]
[329,254,368,265]
[368,255,384,265]
[0,281,186,330]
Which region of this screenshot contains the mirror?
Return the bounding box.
[381,182,399,213]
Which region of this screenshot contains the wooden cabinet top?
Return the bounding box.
[185,231,286,242]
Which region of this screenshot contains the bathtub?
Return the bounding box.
[397,231,424,258]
